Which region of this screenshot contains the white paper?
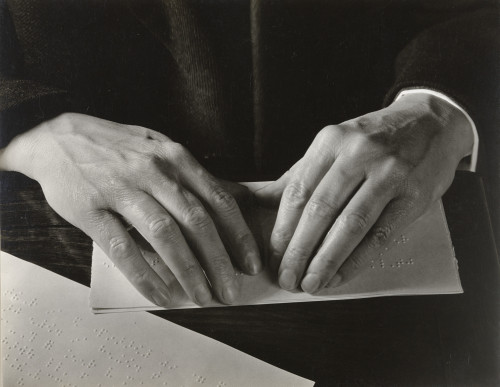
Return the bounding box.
[1,251,314,387]
[90,182,462,313]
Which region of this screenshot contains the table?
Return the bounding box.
[1,171,499,386]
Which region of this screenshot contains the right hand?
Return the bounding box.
[0,113,262,306]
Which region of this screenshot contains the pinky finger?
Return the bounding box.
[131,229,185,304]
[86,211,173,307]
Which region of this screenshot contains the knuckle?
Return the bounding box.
[382,156,414,181]
[159,179,181,194]
[108,236,132,259]
[343,134,371,158]
[208,254,231,274]
[380,116,401,136]
[336,165,354,181]
[50,113,80,134]
[192,166,207,178]
[314,252,339,272]
[183,206,211,229]
[233,231,254,247]
[338,212,370,235]
[355,116,372,131]
[316,125,339,142]
[283,181,310,209]
[136,154,161,173]
[378,159,410,192]
[56,112,76,124]
[347,254,366,270]
[351,134,372,151]
[368,225,392,249]
[271,228,293,244]
[306,196,339,219]
[145,216,177,240]
[144,152,162,168]
[166,142,188,161]
[56,112,84,127]
[83,209,102,227]
[180,262,198,278]
[286,245,311,265]
[312,126,343,157]
[130,268,150,287]
[141,127,159,140]
[370,180,392,199]
[81,191,104,212]
[390,157,413,176]
[404,185,424,203]
[210,187,237,212]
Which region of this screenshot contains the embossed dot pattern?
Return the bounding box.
[1,252,314,387]
[91,200,462,313]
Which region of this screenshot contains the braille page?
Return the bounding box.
[1,251,314,387]
[90,183,462,313]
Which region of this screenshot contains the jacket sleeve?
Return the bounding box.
[384,6,500,138]
[0,0,73,149]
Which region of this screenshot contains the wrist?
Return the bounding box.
[392,93,474,162]
[0,122,47,179]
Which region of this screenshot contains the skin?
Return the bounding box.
[0,93,474,303]
[0,113,262,307]
[255,93,474,294]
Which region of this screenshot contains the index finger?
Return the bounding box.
[300,180,393,293]
[333,197,425,287]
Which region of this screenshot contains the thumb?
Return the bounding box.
[253,171,291,208]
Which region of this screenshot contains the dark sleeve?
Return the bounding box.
[384,6,500,137]
[0,0,73,148]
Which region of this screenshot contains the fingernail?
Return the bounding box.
[328,274,343,288]
[151,287,171,307]
[194,284,212,306]
[301,273,321,294]
[245,251,262,275]
[279,269,297,290]
[222,283,239,305]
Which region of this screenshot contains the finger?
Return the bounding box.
[252,171,291,207]
[146,181,239,304]
[253,158,304,207]
[217,179,253,204]
[300,179,393,294]
[131,228,185,303]
[119,193,213,306]
[278,159,363,290]
[180,160,262,276]
[268,147,335,274]
[85,210,173,307]
[332,197,427,287]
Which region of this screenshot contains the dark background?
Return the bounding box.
[1,1,499,385]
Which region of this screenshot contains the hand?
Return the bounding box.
[255,93,473,293]
[0,113,261,306]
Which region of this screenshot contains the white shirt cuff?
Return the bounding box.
[394,88,479,172]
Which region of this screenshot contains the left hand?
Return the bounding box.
[255,93,474,293]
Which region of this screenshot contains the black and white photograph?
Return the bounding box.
[1,0,499,385]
